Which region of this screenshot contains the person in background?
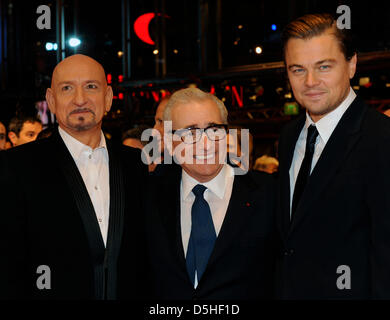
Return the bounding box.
[8,115,42,147]
[122,125,149,149]
[0,121,6,150]
[253,155,279,174]
[150,96,171,175]
[122,125,157,172]
[226,126,254,172]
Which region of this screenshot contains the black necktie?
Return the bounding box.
[186,184,216,286]
[291,125,319,221]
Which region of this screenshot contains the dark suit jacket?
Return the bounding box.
[276,96,390,299]
[145,164,277,300]
[0,130,148,299]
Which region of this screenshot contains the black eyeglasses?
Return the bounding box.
[172,124,228,144]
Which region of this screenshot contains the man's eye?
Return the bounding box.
[86,84,98,89]
[292,68,304,74]
[319,65,330,71]
[62,85,72,91]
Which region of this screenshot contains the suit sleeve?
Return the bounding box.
[0,152,29,298]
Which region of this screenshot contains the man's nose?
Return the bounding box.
[304,70,320,87]
[200,131,213,149]
[73,87,87,106]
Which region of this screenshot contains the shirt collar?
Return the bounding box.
[304,87,356,144]
[181,164,234,200]
[58,126,107,160]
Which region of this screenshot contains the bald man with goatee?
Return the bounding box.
[0,55,148,299]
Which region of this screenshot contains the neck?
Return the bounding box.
[60,125,102,149]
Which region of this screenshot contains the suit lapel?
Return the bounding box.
[156,166,188,274]
[52,131,106,299]
[105,142,125,299]
[200,173,262,282]
[289,98,366,234]
[279,115,306,241]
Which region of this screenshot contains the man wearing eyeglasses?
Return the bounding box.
[144,87,277,300]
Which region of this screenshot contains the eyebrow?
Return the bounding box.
[183,122,220,129]
[57,80,102,86]
[288,59,337,70]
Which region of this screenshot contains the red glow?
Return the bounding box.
[134,13,156,45]
[232,85,244,108]
[107,74,112,84]
[118,75,124,83]
[118,93,124,100]
[151,91,159,102]
[210,85,216,95]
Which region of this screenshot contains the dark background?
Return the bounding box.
[1,0,390,157]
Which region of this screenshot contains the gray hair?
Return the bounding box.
[163,87,228,124]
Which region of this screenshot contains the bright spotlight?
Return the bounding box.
[271,24,277,31]
[255,46,263,54]
[68,37,81,47]
[45,42,54,51]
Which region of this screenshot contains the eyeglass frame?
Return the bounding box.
[171,124,229,144]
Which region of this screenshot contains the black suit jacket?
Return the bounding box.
[0,130,148,299]
[276,96,390,299]
[145,164,277,300]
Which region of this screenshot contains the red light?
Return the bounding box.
[225,86,230,91]
[210,85,215,95]
[118,75,124,83]
[151,91,159,102]
[118,93,124,100]
[134,13,156,45]
[232,85,243,108]
[107,74,112,84]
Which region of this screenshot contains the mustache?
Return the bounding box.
[69,108,95,116]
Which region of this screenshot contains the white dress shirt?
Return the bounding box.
[180,164,235,288]
[289,87,356,215]
[59,127,110,246]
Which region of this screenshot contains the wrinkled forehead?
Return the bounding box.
[51,56,107,86]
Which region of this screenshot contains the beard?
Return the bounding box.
[66,108,97,131]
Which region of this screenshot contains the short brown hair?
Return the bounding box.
[8,115,42,137]
[281,13,355,61]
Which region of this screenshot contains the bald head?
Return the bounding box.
[51,54,107,89]
[46,54,113,138]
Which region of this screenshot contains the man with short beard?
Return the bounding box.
[0,54,148,299]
